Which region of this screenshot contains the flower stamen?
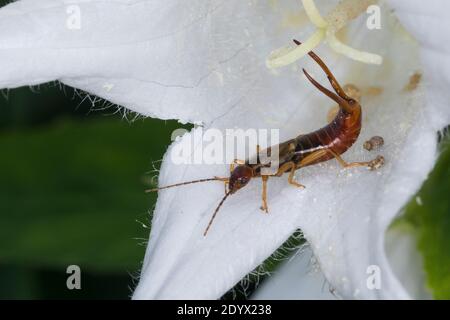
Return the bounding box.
[266,0,383,69]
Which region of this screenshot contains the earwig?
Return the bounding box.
[147,39,385,236]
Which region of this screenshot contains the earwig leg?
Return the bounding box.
[259,161,305,212]
[261,176,269,213]
[214,176,230,195]
[288,167,306,188]
[328,150,385,171]
[223,181,229,195]
[275,162,305,188]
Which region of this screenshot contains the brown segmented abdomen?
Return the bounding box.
[249,107,362,176]
[292,108,362,167]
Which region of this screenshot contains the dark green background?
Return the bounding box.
[0,83,187,299]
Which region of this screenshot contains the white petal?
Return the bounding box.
[0,0,291,123]
[387,0,450,128]
[251,246,337,300]
[385,225,432,299]
[134,2,449,299]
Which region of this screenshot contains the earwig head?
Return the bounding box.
[228,165,254,194]
[203,165,254,236]
[146,169,254,236]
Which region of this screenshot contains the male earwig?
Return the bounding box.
[147,39,385,236]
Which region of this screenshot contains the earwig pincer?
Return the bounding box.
[147,40,385,236]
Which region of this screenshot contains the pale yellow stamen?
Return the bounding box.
[267,29,325,69]
[302,0,327,28]
[327,32,383,65]
[266,0,383,69]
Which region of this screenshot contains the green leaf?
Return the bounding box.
[399,132,450,299]
[0,117,184,273]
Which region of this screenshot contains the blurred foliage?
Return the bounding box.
[1,118,164,271]
[398,130,450,299]
[0,84,189,299]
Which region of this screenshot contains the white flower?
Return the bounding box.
[0,0,449,299]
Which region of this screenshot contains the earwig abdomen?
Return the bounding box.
[248,105,362,176]
[292,107,362,167]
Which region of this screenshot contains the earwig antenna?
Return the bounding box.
[203,191,232,236]
[145,177,226,193]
